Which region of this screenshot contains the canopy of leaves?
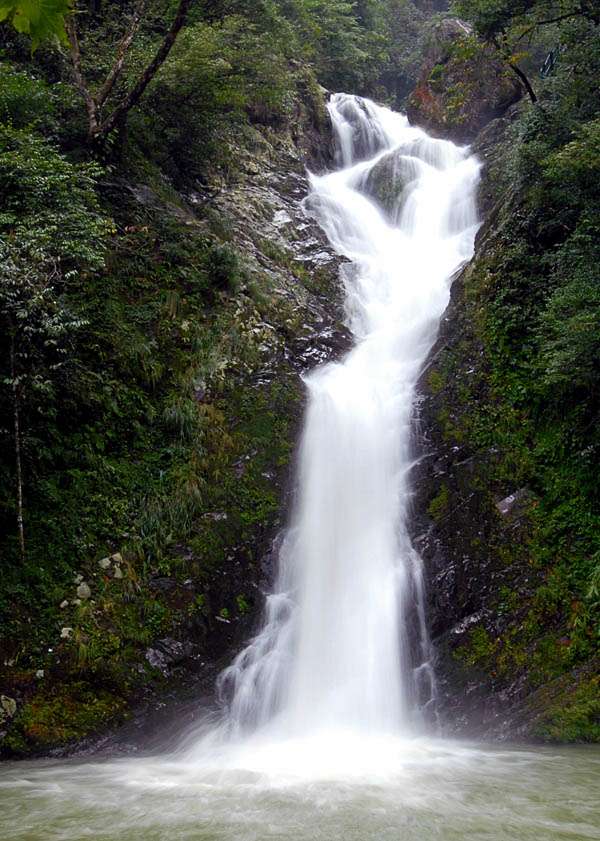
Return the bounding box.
[0,126,109,275]
[452,0,600,42]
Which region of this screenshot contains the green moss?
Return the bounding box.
[236,594,250,614]
[428,368,446,393]
[427,63,444,88]
[427,484,450,521]
[531,673,600,743]
[496,586,519,616]
[5,682,126,754]
[187,593,205,616]
[455,626,496,666]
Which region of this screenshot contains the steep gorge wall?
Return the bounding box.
[409,27,600,742]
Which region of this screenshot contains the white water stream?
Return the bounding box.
[1,95,599,840]
[216,93,480,745]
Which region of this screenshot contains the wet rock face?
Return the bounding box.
[410,278,546,740]
[331,95,392,164]
[357,148,423,225]
[410,281,539,740]
[409,114,547,741]
[406,19,522,143]
[157,121,352,699]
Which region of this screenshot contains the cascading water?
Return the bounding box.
[215,93,481,746]
[2,95,598,841]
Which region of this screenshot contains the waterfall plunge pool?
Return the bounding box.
[1,738,599,840]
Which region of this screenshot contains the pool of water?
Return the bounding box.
[1,735,598,841]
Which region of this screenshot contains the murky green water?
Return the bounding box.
[1,738,598,841]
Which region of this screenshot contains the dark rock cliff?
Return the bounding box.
[410,83,600,740]
[409,109,540,739]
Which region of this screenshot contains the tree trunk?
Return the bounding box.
[10,337,25,565]
[508,61,537,104]
[66,0,191,144]
[95,0,191,141]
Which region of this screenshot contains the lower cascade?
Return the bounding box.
[212,93,481,750]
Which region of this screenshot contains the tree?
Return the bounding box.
[452,0,600,103]
[65,0,191,143]
[0,126,110,563]
[0,0,192,144]
[1,265,87,564]
[452,1,600,41]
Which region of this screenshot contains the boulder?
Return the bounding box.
[76,582,91,600]
[356,148,425,225]
[0,696,16,722]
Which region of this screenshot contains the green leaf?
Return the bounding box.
[0,0,72,52]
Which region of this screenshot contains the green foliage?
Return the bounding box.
[377,0,427,102]
[0,0,72,53]
[0,124,111,570]
[532,673,600,742]
[4,680,125,753]
[130,14,296,179]
[451,0,600,106]
[236,593,249,614]
[427,484,449,521]
[187,593,205,616]
[455,626,496,666]
[0,62,60,129]
[0,127,108,272]
[451,0,600,43]
[207,243,240,294]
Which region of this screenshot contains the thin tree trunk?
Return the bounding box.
[10,337,25,565]
[95,0,148,109]
[65,14,100,134]
[493,33,537,105]
[508,61,537,104]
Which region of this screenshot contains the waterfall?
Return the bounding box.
[215,93,480,744]
[2,97,597,841]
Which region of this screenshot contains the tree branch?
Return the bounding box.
[493,33,537,104]
[507,60,537,103]
[96,0,148,109]
[66,0,190,143]
[515,11,583,42]
[96,0,191,140]
[65,13,99,133]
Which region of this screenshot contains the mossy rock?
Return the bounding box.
[528,668,600,743]
[4,681,127,756]
[358,148,424,224]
